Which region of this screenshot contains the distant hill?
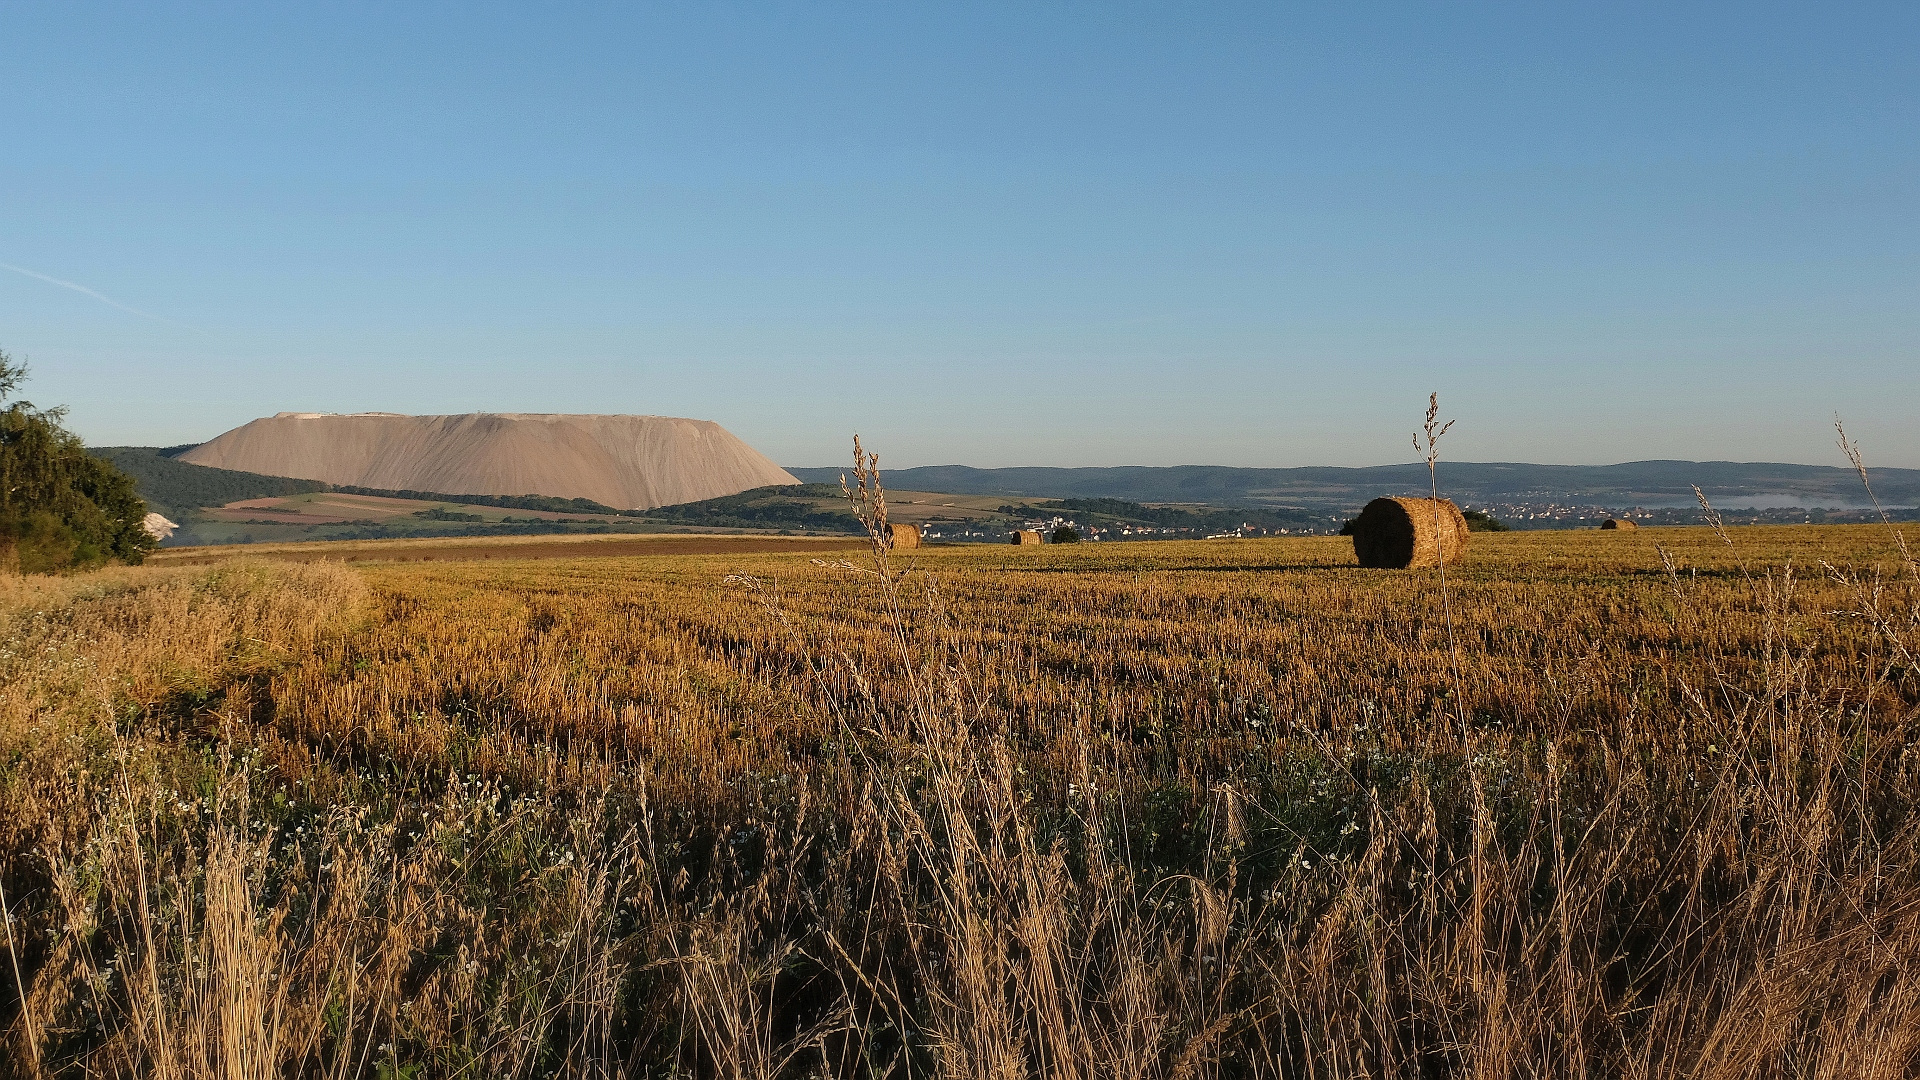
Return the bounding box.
[785,461,1920,510]
[180,412,797,510]
[641,484,863,533]
[88,450,866,545]
[89,446,327,519]
[95,443,1920,548]
[92,447,675,518]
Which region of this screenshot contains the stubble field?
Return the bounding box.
[2,524,1917,1077]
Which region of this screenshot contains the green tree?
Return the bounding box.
[1051,525,1081,544]
[0,350,156,572]
[1462,508,1510,532]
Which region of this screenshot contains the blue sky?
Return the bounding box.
[2,3,1915,467]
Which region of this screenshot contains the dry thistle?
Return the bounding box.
[1417,392,1467,736]
[1837,415,1914,573]
[1693,485,1734,548]
[841,434,891,559]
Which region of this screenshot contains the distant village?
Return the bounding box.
[920,512,1349,544]
[1462,501,1913,528]
[918,501,1915,544]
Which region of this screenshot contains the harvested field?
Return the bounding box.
[147,531,869,566]
[4,523,1918,1077]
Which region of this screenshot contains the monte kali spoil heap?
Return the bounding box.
[180,412,797,510]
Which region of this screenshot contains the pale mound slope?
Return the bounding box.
[178,413,798,510]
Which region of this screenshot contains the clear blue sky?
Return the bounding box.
[3,3,1915,468]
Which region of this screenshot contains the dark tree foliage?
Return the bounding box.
[336,486,626,515]
[641,485,863,533]
[1051,525,1081,544]
[0,351,156,572]
[89,446,328,518]
[1462,508,1511,532]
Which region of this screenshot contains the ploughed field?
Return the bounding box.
[4,525,1918,1078]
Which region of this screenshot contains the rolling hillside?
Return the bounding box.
[786,460,1920,509]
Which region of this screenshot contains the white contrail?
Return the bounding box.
[0,262,159,319]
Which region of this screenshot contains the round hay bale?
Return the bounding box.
[1012,529,1043,546]
[1600,518,1637,531]
[1350,496,1469,569]
[886,523,922,549]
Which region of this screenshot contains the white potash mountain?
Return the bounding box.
[179,413,797,510]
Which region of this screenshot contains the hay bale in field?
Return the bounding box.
[1600,518,1638,531]
[1350,496,1469,569]
[1012,529,1043,546]
[887,523,921,549]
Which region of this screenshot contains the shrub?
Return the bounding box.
[0,350,156,572]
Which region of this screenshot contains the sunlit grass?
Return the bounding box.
[2,523,1917,1077]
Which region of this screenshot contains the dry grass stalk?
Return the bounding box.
[0,870,36,1073]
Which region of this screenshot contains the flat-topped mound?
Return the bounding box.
[177,412,797,510]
